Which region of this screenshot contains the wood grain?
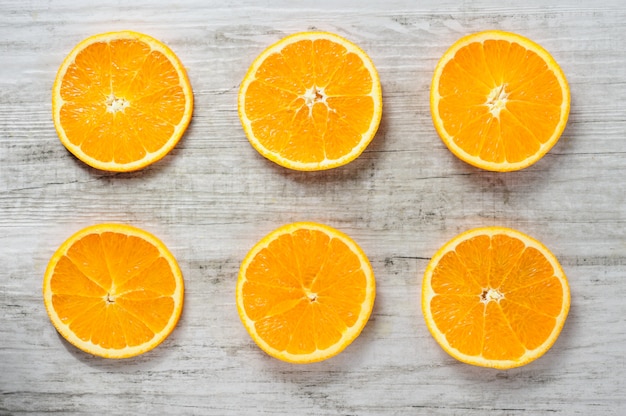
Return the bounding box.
[1,1,625,414]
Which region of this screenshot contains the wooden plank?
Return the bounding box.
[1,1,625,414]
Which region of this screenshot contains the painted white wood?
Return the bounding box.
[1,1,625,414]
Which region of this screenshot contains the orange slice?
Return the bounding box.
[238,32,383,171]
[422,226,570,369]
[43,223,184,358]
[430,30,570,171]
[52,31,193,172]
[236,222,376,363]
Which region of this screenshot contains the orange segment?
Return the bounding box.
[43,224,184,358]
[422,227,570,369]
[238,32,382,171]
[52,31,193,172]
[236,222,375,363]
[430,30,570,171]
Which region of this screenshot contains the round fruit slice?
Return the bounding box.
[237,222,376,363]
[52,31,193,172]
[430,30,570,172]
[43,223,184,358]
[422,226,570,369]
[238,31,383,171]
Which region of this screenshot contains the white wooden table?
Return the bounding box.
[1,1,625,414]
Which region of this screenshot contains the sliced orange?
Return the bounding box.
[43,223,184,358]
[430,30,570,171]
[236,222,376,363]
[238,32,383,171]
[52,31,193,172]
[422,227,570,369]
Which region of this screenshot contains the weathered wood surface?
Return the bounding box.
[1,0,625,414]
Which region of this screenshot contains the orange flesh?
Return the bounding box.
[49,232,177,349]
[429,233,564,361]
[437,39,564,164]
[244,39,375,164]
[58,39,186,164]
[241,229,367,355]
